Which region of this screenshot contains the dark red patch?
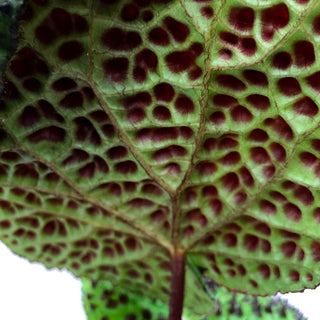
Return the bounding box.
[19,106,40,127]
[202,185,217,198]
[128,108,145,123]
[290,270,300,282]
[186,208,207,227]
[63,149,89,165]
[243,70,268,87]
[201,6,214,19]
[72,14,88,33]
[58,41,83,61]
[163,17,189,43]
[293,96,318,117]
[103,57,129,83]
[280,230,300,240]
[270,142,286,162]
[283,203,302,222]
[0,220,11,229]
[209,112,226,125]
[133,67,146,83]
[213,94,237,108]
[60,91,83,109]
[135,49,158,71]
[152,145,187,162]
[246,94,270,111]
[277,77,301,96]
[313,16,320,34]
[123,92,152,109]
[35,24,55,44]
[219,32,239,46]
[219,49,233,60]
[52,77,77,91]
[142,10,153,22]
[174,95,195,114]
[196,161,217,176]
[101,28,141,51]
[22,78,41,92]
[165,50,195,73]
[270,191,286,203]
[188,66,203,80]
[115,161,138,174]
[312,139,320,153]
[203,138,217,152]
[217,75,246,91]
[129,198,154,208]
[152,106,171,121]
[28,126,66,143]
[49,8,72,35]
[234,191,247,204]
[311,241,320,262]
[107,146,127,160]
[240,38,257,56]
[294,186,314,205]
[231,106,253,122]
[306,71,320,92]
[221,172,239,191]
[219,151,240,165]
[142,183,163,196]
[244,234,259,252]
[154,82,175,102]
[218,136,238,149]
[294,41,315,67]
[255,223,271,236]
[261,4,289,41]
[258,264,271,279]
[228,7,254,31]
[10,47,48,78]
[250,147,270,164]
[43,221,55,235]
[149,27,170,46]
[264,116,294,141]
[79,162,95,178]
[299,151,317,167]
[121,4,139,22]
[74,117,101,145]
[248,129,269,142]
[260,200,276,214]
[239,167,254,187]
[223,233,237,247]
[272,52,292,70]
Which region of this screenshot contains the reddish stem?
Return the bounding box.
[169,250,185,320]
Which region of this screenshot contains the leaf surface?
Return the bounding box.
[82,279,306,320]
[1,0,320,315]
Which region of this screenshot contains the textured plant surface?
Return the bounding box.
[0,0,23,90]
[1,0,320,318]
[82,278,306,319]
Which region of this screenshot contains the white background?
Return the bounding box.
[0,241,319,320]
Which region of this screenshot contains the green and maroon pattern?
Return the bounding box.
[1,0,320,317]
[82,278,306,320]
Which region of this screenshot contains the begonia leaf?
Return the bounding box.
[1,0,320,318]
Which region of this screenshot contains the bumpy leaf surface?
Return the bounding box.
[82,279,306,320]
[0,0,23,90]
[2,0,320,315]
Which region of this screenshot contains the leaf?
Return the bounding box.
[82,278,306,320]
[0,0,23,90]
[2,0,320,317]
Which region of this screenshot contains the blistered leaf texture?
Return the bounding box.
[0,0,23,90]
[82,279,306,320]
[2,0,320,315]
